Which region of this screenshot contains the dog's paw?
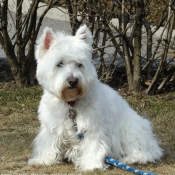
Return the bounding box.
[119,156,148,164]
[76,160,107,171]
[28,157,48,165]
[28,157,58,166]
[119,157,138,164]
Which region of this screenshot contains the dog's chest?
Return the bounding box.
[60,114,82,161]
[62,107,81,141]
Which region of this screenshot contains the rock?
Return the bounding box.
[0,57,14,82]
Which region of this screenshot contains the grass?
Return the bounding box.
[0,83,175,175]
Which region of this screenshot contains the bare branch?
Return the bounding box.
[33,0,54,42]
[93,44,114,52]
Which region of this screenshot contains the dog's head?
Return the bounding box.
[35,25,97,101]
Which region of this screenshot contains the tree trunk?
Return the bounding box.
[133,0,143,92]
[16,0,27,86]
[67,0,80,35]
[121,0,133,91]
[143,18,153,80]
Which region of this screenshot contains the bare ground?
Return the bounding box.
[0,82,175,175]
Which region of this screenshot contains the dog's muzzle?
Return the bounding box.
[61,76,84,101]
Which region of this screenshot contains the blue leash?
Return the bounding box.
[105,156,157,175]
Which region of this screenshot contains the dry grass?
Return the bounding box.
[0,83,175,175]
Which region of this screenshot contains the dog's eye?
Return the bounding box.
[76,63,82,68]
[57,61,64,67]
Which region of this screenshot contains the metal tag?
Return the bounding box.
[69,107,77,123]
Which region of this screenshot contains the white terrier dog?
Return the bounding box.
[28,25,163,171]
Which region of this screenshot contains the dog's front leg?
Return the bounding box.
[75,132,109,171]
[28,124,62,165]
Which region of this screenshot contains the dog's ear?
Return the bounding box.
[36,27,56,60]
[75,25,93,45]
[43,28,55,50]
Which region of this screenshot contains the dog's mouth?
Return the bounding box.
[66,100,76,107]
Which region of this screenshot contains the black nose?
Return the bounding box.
[67,76,78,87]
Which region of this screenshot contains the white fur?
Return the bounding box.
[28,25,163,171]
